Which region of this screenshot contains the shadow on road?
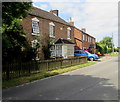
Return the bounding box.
[3,73,118,101]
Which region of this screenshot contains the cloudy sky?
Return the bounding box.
[32,0,119,47]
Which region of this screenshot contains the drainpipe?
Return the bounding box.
[82,32,84,50]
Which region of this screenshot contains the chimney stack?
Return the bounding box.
[68,17,74,25]
[81,28,86,33]
[50,10,58,16]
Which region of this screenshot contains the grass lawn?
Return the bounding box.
[3,61,96,89]
[110,53,119,56]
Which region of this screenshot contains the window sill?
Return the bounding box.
[67,38,71,40]
[32,33,40,36]
[50,36,55,38]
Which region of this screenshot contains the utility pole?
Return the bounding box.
[112,33,114,53]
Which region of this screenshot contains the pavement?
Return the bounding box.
[97,55,117,62]
[3,56,118,100]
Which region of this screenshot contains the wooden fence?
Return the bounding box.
[2,56,87,80]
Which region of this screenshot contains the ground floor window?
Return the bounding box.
[56,45,62,57]
[67,45,74,56]
[50,45,62,57]
[50,45,55,57]
[31,40,38,48]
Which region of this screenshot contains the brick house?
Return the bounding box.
[68,18,96,52]
[74,27,83,50]
[74,27,96,52]
[21,7,75,60]
[81,29,96,53]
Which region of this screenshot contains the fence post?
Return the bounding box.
[19,61,21,77]
[47,61,49,71]
[6,63,10,80]
[60,59,62,68]
[79,57,81,64]
[71,58,72,66]
[28,61,31,75]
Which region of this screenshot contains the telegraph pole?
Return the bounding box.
[112,33,114,53]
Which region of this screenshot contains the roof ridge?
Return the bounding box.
[29,6,74,27]
[61,38,64,44]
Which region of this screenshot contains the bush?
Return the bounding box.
[107,48,112,53]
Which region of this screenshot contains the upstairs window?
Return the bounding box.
[93,39,95,43]
[83,34,85,41]
[32,17,40,35]
[67,27,71,39]
[49,22,55,37]
[86,36,87,41]
[88,37,90,42]
[90,38,91,42]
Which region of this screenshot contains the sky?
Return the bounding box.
[32,0,119,47]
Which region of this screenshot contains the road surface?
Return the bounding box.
[3,56,118,100]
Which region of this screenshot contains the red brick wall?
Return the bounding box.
[73,28,96,51]
[83,33,96,50]
[21,15,74,59]
[74,28,83,50]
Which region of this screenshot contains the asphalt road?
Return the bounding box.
[3,56,118,100]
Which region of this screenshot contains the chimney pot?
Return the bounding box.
[68,17,74,26]
[81,28,86,32]
[50,10,58,16]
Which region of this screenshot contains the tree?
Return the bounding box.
[41,34,55,60]
[99,37,113,48]
[2,2,32,63]
[96,42,107,54]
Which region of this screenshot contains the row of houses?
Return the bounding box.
[21,6,96,60]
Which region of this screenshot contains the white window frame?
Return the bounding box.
[50,45,55,57]
[67,45,74,56]
[49,22,55,38]
[56,44,62,57]
[93,39,95,43]
[32,17,40,36]
[67,27,71,39]
[83,34,85,41]
[50,44,62,57]
[88,37,90,42]
[83,47,86,50]
[31,40,38,48]
[86,36,87,41]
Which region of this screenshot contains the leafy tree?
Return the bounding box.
[96,42,107,54]
[99,37,113,48]
[107,48,112,53]
[2,2,32,26]
[96,36,114,54]
[2,2,32,63]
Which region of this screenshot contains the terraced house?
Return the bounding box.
[81,28,96,53]
[22,7,75,60]
[74,27,96,53]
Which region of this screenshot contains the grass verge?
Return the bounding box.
[110,53,119,56]
[3,61,96,89]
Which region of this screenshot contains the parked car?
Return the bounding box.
[74,50,99,61]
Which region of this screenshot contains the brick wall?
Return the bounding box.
[83,33,96,50]
[73,27,96,51]
[74,28,83,50]
[21,15,74,59]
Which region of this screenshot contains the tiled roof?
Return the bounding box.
[29,7,74,27]
[55,38,74,44]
